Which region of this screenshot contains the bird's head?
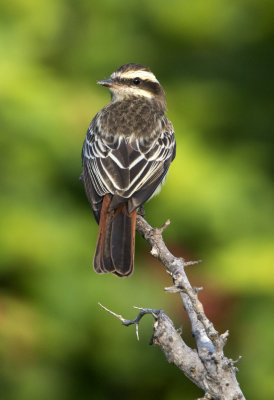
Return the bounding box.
[97,63,166,108]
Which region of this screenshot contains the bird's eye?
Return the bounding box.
[133,77,141,85]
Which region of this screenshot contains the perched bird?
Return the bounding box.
[81,63,176,277]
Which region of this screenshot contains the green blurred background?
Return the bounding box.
[0,0,273,399]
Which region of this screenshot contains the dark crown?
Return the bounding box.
[115,63,151,74]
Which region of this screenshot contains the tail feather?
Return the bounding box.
[102,211,115,272]
[112,208,136,277]
[93,195,114,273]
[93,196,136,277]
[111,206,136,276]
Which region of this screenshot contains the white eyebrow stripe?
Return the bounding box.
[113,70,159,83]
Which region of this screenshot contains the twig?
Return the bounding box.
[98,303,160,341]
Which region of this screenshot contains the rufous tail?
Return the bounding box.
[93,195,136,277]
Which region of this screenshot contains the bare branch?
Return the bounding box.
[138,215,245,399]
[100,215,246,399]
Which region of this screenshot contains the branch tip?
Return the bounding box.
[160,219,171,232]
[232,356,242,365]
[193,286,204,293]
[98,302,126,323]
[176,327,183,335]
[153,219,171,235]
[164,285,182,293]
[220,330,230,342]
[184,259,203,267]
[136,324,140,341]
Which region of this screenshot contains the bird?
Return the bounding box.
[81,63,176,277]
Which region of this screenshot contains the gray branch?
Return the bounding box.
[100,215,246,400]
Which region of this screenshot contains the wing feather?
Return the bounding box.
[82,121,175,215]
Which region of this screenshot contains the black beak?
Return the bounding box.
[97,78,113,87]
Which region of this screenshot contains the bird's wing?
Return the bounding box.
[82,121,176,220]
[125,130,176,212]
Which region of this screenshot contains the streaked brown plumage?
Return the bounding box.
[81,63,176,276]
